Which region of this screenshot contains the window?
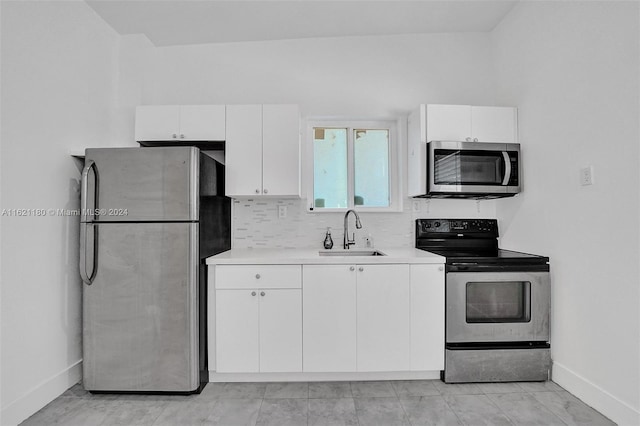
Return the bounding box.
[308,120,400,212]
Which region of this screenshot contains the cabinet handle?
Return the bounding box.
[473,138,478,142]
[255,274,261,279]
[263,189,268,194]
[172,134,177,139]
[260,291,266,296]
[255,189,260,194]
[358,267,364,272]
[251,291,256,296]
[465,137,472,142]
[180,134,185,139]
[438,266,444,271]
[349,266,355,271]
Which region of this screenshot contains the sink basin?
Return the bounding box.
[318,250,386,257]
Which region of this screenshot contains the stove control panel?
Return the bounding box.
[416,219,498,237]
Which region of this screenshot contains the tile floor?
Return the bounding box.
[20,380,615,426]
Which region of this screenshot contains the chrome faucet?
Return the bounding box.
[343,209,362,249]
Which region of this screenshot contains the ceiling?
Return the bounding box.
[86,0,518,47]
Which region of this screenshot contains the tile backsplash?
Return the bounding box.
[232,198,496,249]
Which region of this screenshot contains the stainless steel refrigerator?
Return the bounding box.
[80,146,230,393]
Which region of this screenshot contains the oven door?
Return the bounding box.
[446,271,549,343]
[428,141,520,195]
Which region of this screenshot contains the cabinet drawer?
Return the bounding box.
[215,265,301,289]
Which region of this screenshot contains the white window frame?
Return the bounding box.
[305,118,402,213]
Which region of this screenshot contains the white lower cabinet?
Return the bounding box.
[410,264,445,370]
[303,264,419,373]
[302,265,357,372]
[214,262,444,376]
[215,289,260,373]
[259,289,302,372]
[356,264,411,372]
[214,265,302,373]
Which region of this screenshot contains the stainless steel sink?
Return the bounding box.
[318,250,386,257]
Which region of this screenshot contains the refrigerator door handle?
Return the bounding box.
[80,159,98,285]
[80,223,98,285]
[81,159,97,222]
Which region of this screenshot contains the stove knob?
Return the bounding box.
[434,221,441,228]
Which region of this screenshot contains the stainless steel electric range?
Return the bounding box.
[415,219,551,383]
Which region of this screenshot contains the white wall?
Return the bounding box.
[0,2,130,424]
[134,33,502,248]
[491,2,640,424]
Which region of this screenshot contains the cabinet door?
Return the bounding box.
[426,104,471,142]
[215,289,259,373]
[408,105,427,197]
[303,265,357,372]
[262,104,300,197]
[357,264,410,372]
[134,105,180,141]
[410,264,445,371]
[259,289,302,372]
[179,105,226,141]
[471,106,517,143]
[225,105,263,196]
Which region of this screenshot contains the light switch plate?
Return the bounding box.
[580,165,595,186]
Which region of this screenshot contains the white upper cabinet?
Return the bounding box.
[262,105,301,197]
[425,104,472,142]
[225,104,266,197]
[135,105,225,141]
[470,106,518,143]
[179,105,226,141]
[425,104,517,143]
[225,104,300,198]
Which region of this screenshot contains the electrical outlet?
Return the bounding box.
[412,200,421,212]
[580,165,595,186]
[278,205,287,218]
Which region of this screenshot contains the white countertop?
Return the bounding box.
[205,247,444,265]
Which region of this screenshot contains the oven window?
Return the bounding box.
[434,149,504,185]
[466,281,531,323]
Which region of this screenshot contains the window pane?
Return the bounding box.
[313,128,348,208]
[354,129,389,207]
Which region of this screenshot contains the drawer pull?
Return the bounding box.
[251,291,256,296]
[260,291,266,296]
[255,274,261,279]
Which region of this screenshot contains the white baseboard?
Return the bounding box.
[209,370,440,382]
[0,360,82,426]
[553,361,640,426]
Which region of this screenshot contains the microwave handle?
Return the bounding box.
[502,151,512,186]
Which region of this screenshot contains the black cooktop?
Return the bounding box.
[421,248,548,264]
[415,219,549,271]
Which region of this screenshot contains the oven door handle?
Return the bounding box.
[502,151,512,186]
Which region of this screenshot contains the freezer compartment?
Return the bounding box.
[444,345,551,383]
[82,222,199,392]
[83,147,199,222]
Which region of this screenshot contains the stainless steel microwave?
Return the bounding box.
[424,141,521,198]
